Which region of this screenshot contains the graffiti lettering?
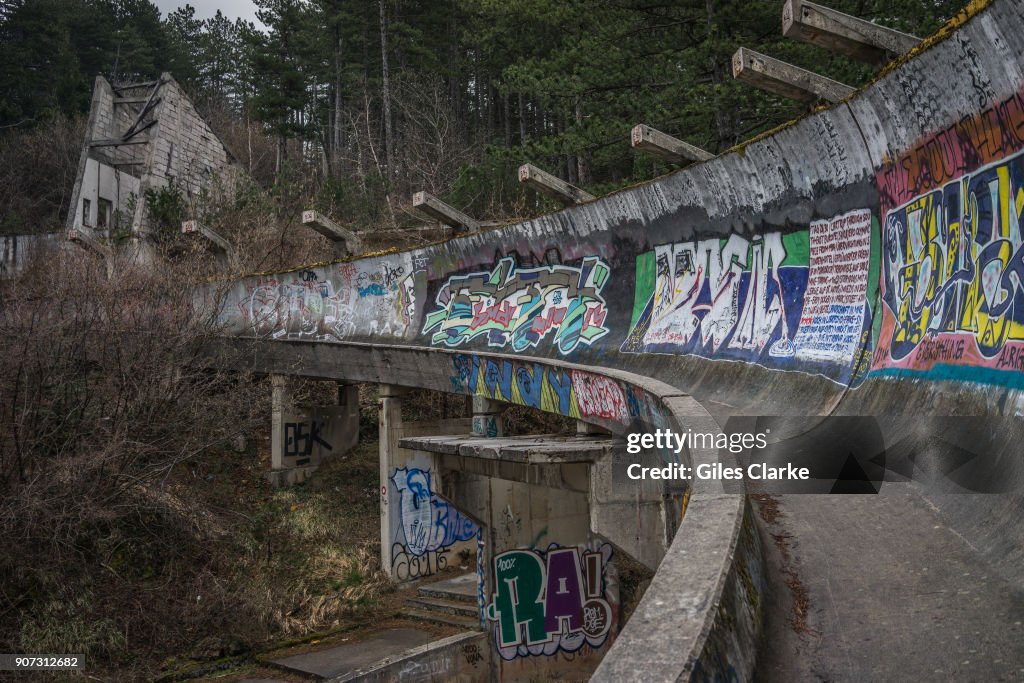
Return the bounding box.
[622,232,800,363]
[390,543,449,582]
[284,421,332,457]
[423,257,610,354]
[875,147,1024,370]
[790,209,872,363]
[391,466,478,558]
[237,259,417,342]
[485,543,616,660]
[462,643,483,667]
[449,354,657,425]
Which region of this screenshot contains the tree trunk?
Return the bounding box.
[518,92,526,145]
[575,95,590,186]
[333,30,344,178]
[503,92,511,147]
[380,0,394,183]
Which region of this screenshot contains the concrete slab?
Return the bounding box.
[753,485,1024,681]
[270,628,434,679]
[399,433,615,463]
[420,573,477,601]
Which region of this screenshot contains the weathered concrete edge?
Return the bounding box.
[327,630,487,683]
[592,400,763,681]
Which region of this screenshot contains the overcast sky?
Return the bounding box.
[154,0,264,28]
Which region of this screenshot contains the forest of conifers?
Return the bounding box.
[1,0,962,236]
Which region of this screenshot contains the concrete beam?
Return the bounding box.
[783,0,920,66]
[114,96,150,105]
[412,191,480,233]
[731,47,855,103]
[518,163,595,205]
[66,228,112,260]
[301,210,364,258]
[471,395,504,438]
[88,137,150,147]
[631,124,714,165]
[181,220,236,263]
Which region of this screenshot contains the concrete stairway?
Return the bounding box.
[402,573,481,630]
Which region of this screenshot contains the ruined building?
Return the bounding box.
[64,73,242,259]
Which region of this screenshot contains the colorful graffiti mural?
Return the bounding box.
[237,257,417,341]
[873,90,1024,377]
[485,543,616,660]
[448,353,664,426]
[387,455,479,581]
[621,218,873,381]
[791,210,873,364]
[423,256,610,354]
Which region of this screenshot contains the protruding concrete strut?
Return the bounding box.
[631,124,714,165]
[518,163,596,205]
[181,220,236,264]
[67,227,112,260]
[301,210,364,257]
[412,191,480,233]
[782,0,921,66]
[731,46,856,103]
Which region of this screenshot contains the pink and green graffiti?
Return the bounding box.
[423,257,610,354]
[485,544,615,659]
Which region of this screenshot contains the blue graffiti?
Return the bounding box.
[390,466,477,556]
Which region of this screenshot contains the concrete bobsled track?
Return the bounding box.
[205,0,1024,679]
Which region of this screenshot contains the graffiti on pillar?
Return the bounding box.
[423,256,611,354]
[235,256,417,341]
[872,90,1024,382]
[449,353,665,427]
[284,421,333,457]
[485,542,616,660]
[388,461,478,581]
[621,220,874,382]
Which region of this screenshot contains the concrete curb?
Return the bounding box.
[327,631,488,683]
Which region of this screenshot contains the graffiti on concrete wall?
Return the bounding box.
[423,256,610,354]
[387,455,478,581]
[237,257,417,341]
[448,353,665,426]
[622,220,873,381]
[485,543,616,660]
[873,90,1024,378]
[284,421,332,460]
[621,232,802,360]
[791,209,873,364]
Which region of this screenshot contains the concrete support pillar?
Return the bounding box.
[269,376,360,487]
[270,374,292,473]
[577,420,611,435]
[471,396,504,438]
[379,384,409,575]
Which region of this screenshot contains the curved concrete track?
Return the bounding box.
[755,487,1024,681]
[207,0,1024,679]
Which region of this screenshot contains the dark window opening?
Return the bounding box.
[97,198,113,229]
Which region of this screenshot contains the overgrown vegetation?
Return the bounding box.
[0,253,398,679]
